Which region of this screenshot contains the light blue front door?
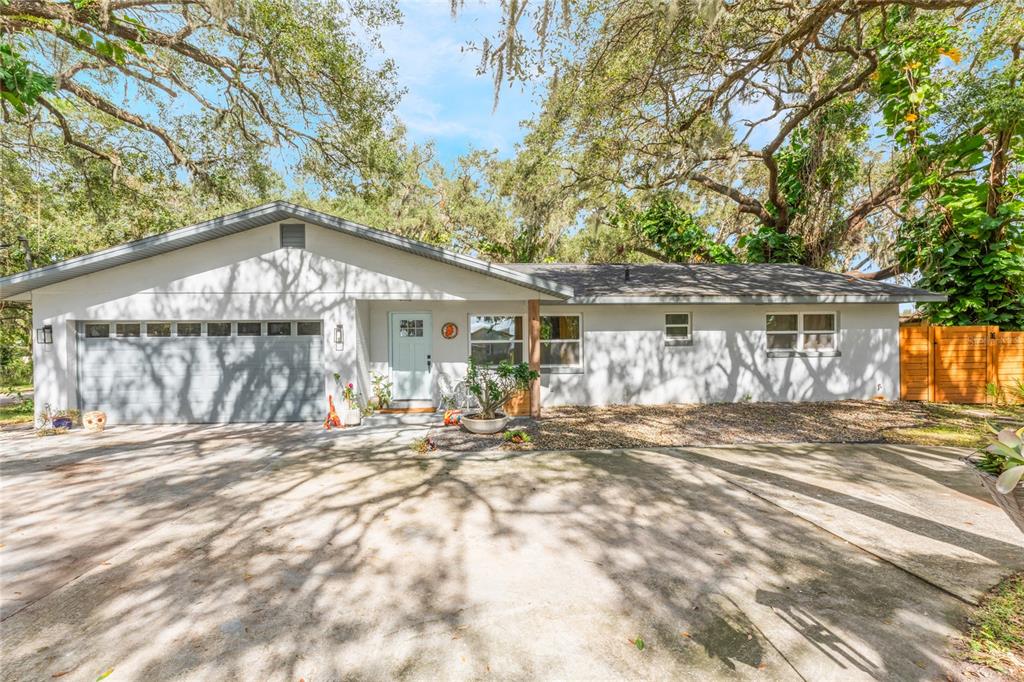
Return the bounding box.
[390,312,432,400]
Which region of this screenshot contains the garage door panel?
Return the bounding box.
[78,322,324,423]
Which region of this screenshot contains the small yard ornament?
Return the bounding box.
[443,409,462,426]
[83,411,107,432]
[323,395,342,430]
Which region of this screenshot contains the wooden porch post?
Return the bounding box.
[528,299,541,418]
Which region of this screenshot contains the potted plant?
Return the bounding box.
[333,374,363,427]
[969,425,1024,534]
[342,382,362,426]
[461,358,538,435]
[370,371,393,410]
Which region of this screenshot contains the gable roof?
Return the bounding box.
[0,202,944,304]
[0,202,575,300]
[503,263,945,304]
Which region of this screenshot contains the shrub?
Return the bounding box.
[464,358,538,420]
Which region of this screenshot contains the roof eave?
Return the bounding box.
[0,201,575,300]
[560,293,948,304]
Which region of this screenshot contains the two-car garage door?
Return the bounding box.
[77,320,324,424]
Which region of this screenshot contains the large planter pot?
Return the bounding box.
[461,413,509,435]
[341,408,361,427]
[971,465,1024,535]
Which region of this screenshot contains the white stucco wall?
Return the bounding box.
[365,301,899,406]
[537,303,900,405]
[366,300,530,404]
[28,221,549,420]
[25,217,902,420]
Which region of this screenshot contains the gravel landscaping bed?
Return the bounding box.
[427,400,1024,452]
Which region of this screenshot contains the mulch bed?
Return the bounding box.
[426,400,1018,453]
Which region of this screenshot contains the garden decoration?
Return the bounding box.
[460,357,538,434]
[83,411,107,432]
[443,409,462,426]
[323,395,342,430]
[968,425,1024,534]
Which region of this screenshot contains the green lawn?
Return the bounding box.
[959,573,1024,676]
[884,402,1024,448]
[0,398,34,425]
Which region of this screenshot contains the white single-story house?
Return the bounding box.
[0,201,944,424]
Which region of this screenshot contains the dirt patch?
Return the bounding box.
[428,400,1024,452]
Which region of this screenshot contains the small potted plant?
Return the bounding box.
[969,425,1024,534]
[341,382,362,426]
[460,358,538,435]
[333,374,362,427]
[370,371,393,411]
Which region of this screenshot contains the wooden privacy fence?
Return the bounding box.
[900,325,1024,404]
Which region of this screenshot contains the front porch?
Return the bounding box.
[355,299,542,417]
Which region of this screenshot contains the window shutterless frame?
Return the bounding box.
[764,311,839,354]
[664,312,693,345]
[539,313,583,372]
[467,314,525,365]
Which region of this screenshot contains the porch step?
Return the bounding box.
[376,407,436,414]
[361,412,442,428]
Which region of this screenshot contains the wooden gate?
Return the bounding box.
[900,325,1024,404]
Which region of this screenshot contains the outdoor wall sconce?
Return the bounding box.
[36,325,53,344]
[334,324,344,349]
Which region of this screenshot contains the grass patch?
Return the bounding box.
[0,398,34,425]
[883,402,1024,448]
[958,573,1024,676]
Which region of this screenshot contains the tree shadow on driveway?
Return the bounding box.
[0,428,989,680]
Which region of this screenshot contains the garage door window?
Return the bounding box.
[207,322,231,337]
[147,322,171,337]
[116,323,141,337]
[268,322,292,336]
[177,322,201,337]
[85,323,109,338]
[297,321,321,336]
[237,322,262,336]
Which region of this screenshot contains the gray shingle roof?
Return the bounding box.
[0,200,943,304]
[502,263,945,303]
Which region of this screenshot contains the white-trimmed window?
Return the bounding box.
[116,322,141,338]
[85,323,110,338]
[469,315,524,365]
[540,315,582,371]
[766,312,837,353]
[664,312,692,345]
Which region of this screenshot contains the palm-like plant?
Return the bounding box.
[464,358,538,420]
[977,426,1024,494]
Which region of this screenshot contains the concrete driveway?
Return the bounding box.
[1,423,1022,681]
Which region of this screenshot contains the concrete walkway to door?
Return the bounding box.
[1,424,1021,681]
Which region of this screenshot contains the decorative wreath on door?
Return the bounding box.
[441,322,459,339]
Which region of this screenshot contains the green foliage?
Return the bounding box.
[370,371,393,410]
[878,14,1024,329]
[503,429,532,444]
[738,226,805,264]
[0,398,34,425]
[975,426,1024,494]
[612,196,736,264]
[959,572,1024,677]
[0,44,54,113]
[464,358,538,420]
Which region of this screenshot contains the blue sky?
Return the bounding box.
[380,1,541,167]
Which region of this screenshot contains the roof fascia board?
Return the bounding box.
[560,294,948,304]
[0,203,287,292]
[0,201,574,300]
[278,203,573,298]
